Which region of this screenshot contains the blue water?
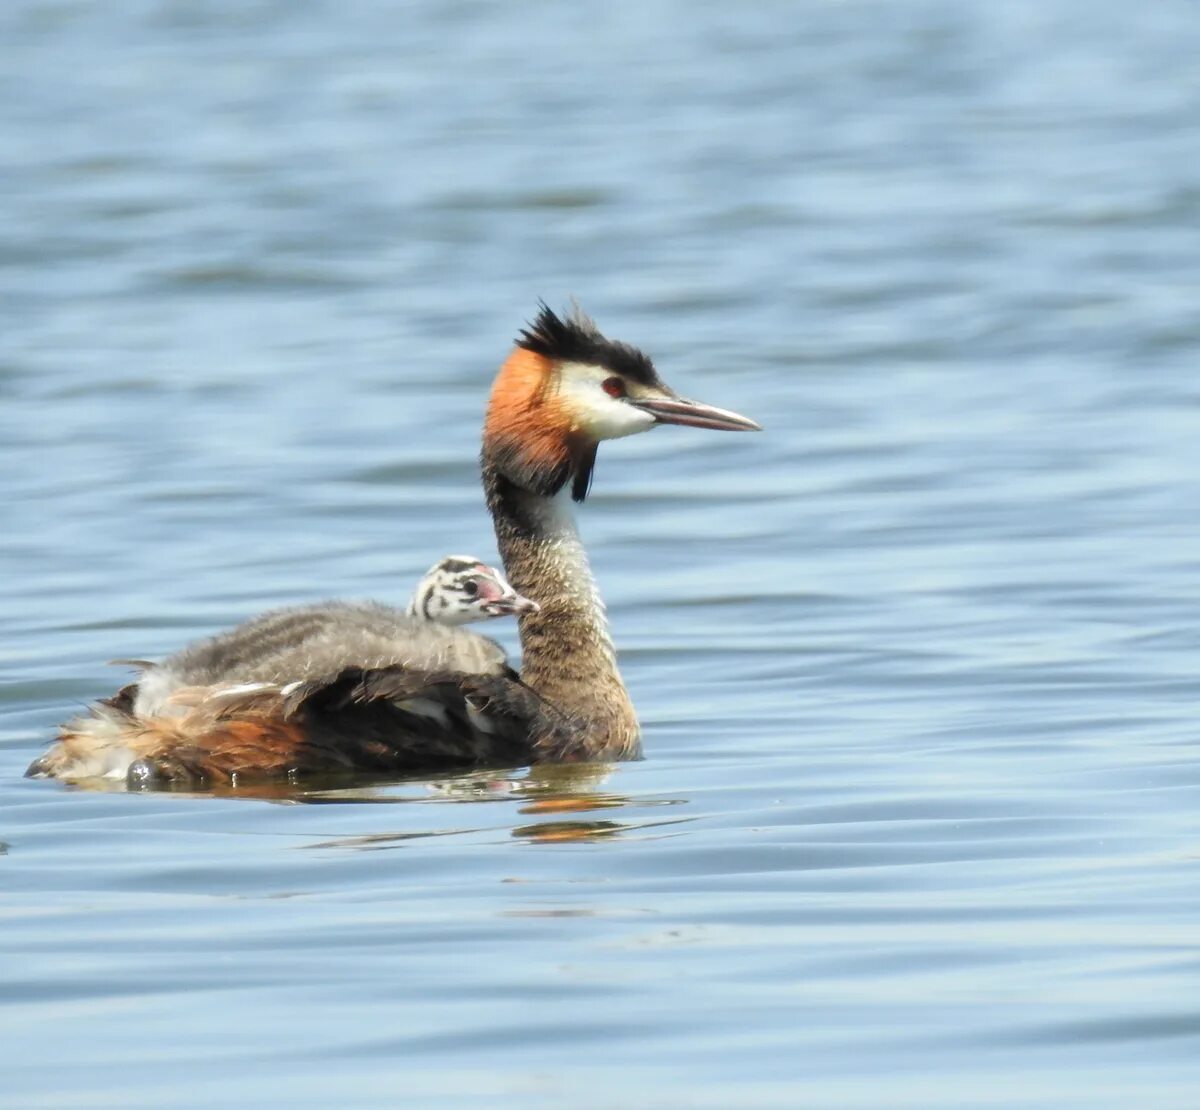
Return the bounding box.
[4,1,1200,1106]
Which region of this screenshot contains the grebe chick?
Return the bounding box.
[30,304,759,787]
[407,555,537,626]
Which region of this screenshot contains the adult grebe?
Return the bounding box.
[28,305,759,786]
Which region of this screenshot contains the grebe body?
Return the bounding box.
[28,307,758,786]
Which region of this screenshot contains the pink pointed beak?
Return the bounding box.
[487,592,540,617]
[630,395,762,432]
[475,567,541,617]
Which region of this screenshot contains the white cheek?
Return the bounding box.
[556,367,655,440]
[584,400,656,440]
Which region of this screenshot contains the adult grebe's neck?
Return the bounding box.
[483,464,641,760]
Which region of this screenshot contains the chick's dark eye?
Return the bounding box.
[462,580,479,598]
[602,376,626,398]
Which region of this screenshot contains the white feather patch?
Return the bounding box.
[212,682,274,700]
[395,697,451,729]
[465,701,498,735]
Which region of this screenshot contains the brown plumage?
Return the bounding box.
[28,304,759,788]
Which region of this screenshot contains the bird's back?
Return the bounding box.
[134,600,510,717]
[29,599,567,786]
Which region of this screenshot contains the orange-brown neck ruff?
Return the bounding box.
[483,347,588,499]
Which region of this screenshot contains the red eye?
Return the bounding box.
[602,377,626,398]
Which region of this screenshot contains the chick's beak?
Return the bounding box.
[489,593,540,616]
[475,566,541,617]
[630,393,762,432]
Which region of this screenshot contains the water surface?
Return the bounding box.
[3,1,1200,1106]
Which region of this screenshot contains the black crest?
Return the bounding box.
[516,303,660,387]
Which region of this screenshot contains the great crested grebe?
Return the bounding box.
[28,305,759,786]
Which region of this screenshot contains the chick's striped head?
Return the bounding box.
[408,556,539,626]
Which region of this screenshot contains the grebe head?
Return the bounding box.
[484,303,761,501]
[408,556,540,625]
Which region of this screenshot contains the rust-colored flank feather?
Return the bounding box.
[136,716,310,784]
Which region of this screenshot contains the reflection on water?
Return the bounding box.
[512,819,626,844]
[303,764,694,847]
[4,0,1200,1106]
